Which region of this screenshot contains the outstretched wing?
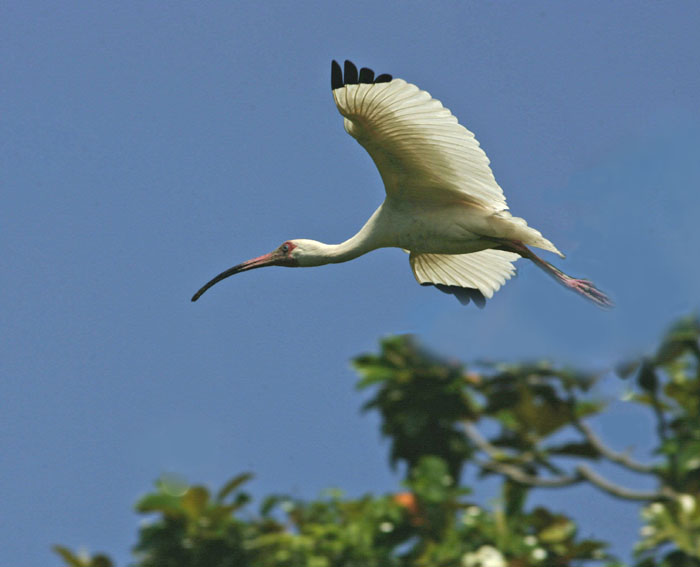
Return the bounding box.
[331,60,507,211]
[410,249,520,302]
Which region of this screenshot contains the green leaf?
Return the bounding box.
[135,492,183,516]
[52,545,83,567]
[655,316,700,365]
[260,494,286,516]
[503,479,528,517]
[182,485,210,519]
[638,362,659,394]
[92,556,114,567]
[216,472,253,503]
[677,441,700,474]
[407,456,453,504]
[569,539,608,559]
[216,491,252,517]
[574,400,606,418]
[538,517,576,543]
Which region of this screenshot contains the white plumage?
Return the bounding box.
[334,79,509,210]
[192,60,611,309]
[410,250,520,300]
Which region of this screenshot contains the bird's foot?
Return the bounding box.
[561,276,614,309]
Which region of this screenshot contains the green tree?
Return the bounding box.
[55,316,700,566]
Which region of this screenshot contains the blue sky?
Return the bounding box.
[3,2,700,565]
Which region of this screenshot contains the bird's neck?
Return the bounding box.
[324,232,378,263]
[304,205,386,266]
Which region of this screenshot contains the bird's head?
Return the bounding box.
[191,239,329,301]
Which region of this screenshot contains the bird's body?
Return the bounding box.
[302,199,541,257]
[192,60,611,308]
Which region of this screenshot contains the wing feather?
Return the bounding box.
[410,249,520,299]
[333,75,508,210]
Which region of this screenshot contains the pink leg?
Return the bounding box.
[498,241,613,309]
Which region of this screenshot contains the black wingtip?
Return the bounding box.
[331,60,343,90]
[343,60,358,84]
[332,60,393,90]
[359,67,374,84]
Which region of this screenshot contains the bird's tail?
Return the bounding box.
[493,211,565,258]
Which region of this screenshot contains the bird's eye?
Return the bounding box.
[282,243,290,253]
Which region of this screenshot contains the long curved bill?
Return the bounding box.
[191,250,283,302]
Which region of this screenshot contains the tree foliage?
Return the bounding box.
[55,316,700,566]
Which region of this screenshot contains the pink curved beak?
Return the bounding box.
[191,249,285,302]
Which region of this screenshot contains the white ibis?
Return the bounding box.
[192,60,612,308]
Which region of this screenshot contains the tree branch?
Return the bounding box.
[464,421,675,501]
[463,422,505,457]
[572,419,656,474]
[464,423,580,487]
[574,465,676,501]
[476,458,580,488]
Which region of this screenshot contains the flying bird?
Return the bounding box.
[192,60,611,308]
